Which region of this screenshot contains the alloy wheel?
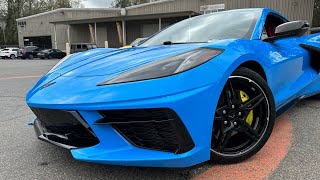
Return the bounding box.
[211,76,270,156]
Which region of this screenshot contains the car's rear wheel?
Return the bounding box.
[10,54,15,59]
[210,67,276,163]
[29,55,34,59]
[48,55,52,59]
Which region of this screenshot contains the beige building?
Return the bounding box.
[16,0,316,50]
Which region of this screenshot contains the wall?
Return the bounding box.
[17,12,69,50]
[126,0,315,25]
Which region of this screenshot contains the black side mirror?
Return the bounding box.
[263,20,310,43]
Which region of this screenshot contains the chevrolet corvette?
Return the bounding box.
[27,8,320,167]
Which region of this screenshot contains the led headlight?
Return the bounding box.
[99,48,223,86]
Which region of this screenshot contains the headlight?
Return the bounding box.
[48,54,74,73]
[99,48,223,86]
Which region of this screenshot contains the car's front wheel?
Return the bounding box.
[210,67,276,163]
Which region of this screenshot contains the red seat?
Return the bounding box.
[266,25,276,37]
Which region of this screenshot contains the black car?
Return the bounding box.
[18,46,45,59]
[37,49,66,59]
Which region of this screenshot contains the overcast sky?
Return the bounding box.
[82,0,113,8]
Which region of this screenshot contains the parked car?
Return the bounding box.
[70,43,97,54]
[37,49,66,59]
[0,48,19,59]
[18,46,45,59]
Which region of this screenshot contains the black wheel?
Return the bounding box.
[210,67,276,163]
[48,55,52,59]
[29,55,34,59]
[10,54,15,59]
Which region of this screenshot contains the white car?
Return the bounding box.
[0,48,19,59]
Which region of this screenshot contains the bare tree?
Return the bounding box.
[314,0,320,27]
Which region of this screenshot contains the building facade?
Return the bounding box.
[16,0,316,50]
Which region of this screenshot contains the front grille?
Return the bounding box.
[97,108,194,154]
[31,108,99,148]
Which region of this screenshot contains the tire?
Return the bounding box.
[40,57,45,59]
[210,67,276,164]
[10,54,15,59]
[48,55,52,59]
[29,55,34,59]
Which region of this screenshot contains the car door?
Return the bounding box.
[51,49,57,58]
[12,49,19,56]
[262,14,310,105]
[55,49,63,58]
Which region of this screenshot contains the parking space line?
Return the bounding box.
[0,75,41,80]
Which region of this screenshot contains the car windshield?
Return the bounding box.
[140,10,260,47]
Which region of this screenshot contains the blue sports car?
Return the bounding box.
[27,8,320,167]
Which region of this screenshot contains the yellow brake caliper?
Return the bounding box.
[239,91,254,126]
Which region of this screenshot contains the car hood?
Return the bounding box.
[51,44,208,78]
[33,40,238,89]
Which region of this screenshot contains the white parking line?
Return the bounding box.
[0,75,41,80]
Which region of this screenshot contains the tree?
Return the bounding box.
[314,0,320,27]
[112,0,132,8]
[4,0,23,45]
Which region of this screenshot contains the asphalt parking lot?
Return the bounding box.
[0,60,320,180]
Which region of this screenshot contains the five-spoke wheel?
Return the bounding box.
[211,67,276,163]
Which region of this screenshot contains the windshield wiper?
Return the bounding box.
[163,41,206,45]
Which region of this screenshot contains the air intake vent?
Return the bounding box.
[97,108,194,154]
[31,108,99,148]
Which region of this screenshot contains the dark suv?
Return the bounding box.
[70,43,97,54]
[18,46,45,59]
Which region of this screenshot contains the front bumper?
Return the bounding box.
[26,55,232,167]
[29,82,222,167]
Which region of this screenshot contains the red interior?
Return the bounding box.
[266,24,276,37]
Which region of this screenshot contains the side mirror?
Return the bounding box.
[275,20,310,36]
[263,20,310,43]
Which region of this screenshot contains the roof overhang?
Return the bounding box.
[49,11,198,24]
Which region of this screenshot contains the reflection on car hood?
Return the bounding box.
[52,44,206,77]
